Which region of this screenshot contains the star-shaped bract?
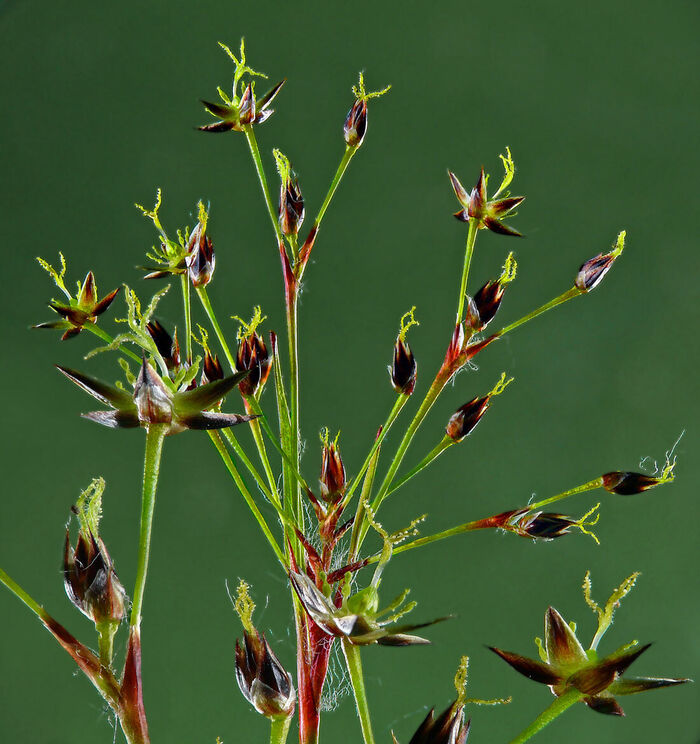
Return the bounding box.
[57,358,256,435]
[489,577,689,717]
[35,269,120,340]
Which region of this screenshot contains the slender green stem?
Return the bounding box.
[528,477,603,511]
[196,286,236,371]
[371,516,489,562]
[245,395,312,500]
[180,274,193,361]
[348,433,383,561]
[244,126,283,242]
[0,567,46,618]
[219,428,276,505]
[130,424,167,631]
[84,323,142,363]
[0,567,121,705]
[314,146,355,228]
[497,287,582,338]
[356,371,449,551]
[269,717,292,744]
[96,620,118,668]
[384,436,454,499]
[342,640,376,744]
[286,290,303,536]
[341,394,408,511]
[508,689,583,744]
[455,218,479,323]
[208,431,286,567]
[248,413,282,507]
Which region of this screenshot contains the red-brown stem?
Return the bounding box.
[296,611,333,744]
[119,628,150,744]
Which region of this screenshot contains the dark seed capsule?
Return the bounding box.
[344,98,368,147]
[602,471,666,495]
[389,337,417,395]
[445,396,490,442]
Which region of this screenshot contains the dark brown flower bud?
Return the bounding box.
[146,320,181,370]
[515,512,578,540]
[390,337,417,395]
[473,280,505,328]
[402,701,471,744]
[602,471,668,495]
[320,435,346,503]
[201,351,224,385]
[344,98,367,147]
[235,629,296,720]
[64,530,125,626]
[279,177,305,237]
[133,358,174,425]
[575,231,625,292]
[186,222,216,288]
[445,396,490,442]
[236,332,272,396]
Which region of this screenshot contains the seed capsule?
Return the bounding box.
[390,337,417,395]
[63,527,125,626]
[236,332,272,396]
[235,629,296,720]
[445,397,490,442]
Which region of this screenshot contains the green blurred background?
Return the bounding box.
[1,0,698,741]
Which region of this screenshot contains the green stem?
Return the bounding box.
[196,286,236,371]
[0,567,46,618]
[219,428,277,506]
[342,640,376,744]
[269,717,292,744]
[455,218,479,323]
[244,126,283,242]
[208,431,287,567]
[245,395,312,502]
[97,620,118,668]
[356,371,449,551]
[130,424,167,631]
[497,287,582,338]
[248,413,282,508]
[314,146,355,228]
[383,436,454,499]
[348,433,383,561]
[508,689,583,744]
[528,477,603,511]
[84,323,142,363]
[286,289,303,537]
[180,274,193,362]
[341,394,408,511]
[372,515,489,562]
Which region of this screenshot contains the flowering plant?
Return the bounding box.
[0,39,690,744]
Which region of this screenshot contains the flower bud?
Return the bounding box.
[236,331,272,396]
[401,701,471,744]
[575,231,625,292]
[235,629,296,720]
[146,320,181,370]
[602,471,667,495]
[390,337,417,395]
[344,98,368,147]
[445,397,490,442]
[279,176,305,237]
[133,358,174,425]
[186,221,216,288]
[64,531,126,625]
[201,350,224,385]
[63,479,125,627]
[320,432,346,503]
